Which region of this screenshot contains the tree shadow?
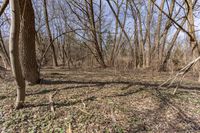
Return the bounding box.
[0,95,7,100]
[23,95,97,109]
[153,89,200,131]
[55,96,97,108]
[105,84,145,98]
[39,79,200,93]
[2,77,199,131]
[126,88,200,132]
[27,84,104,96]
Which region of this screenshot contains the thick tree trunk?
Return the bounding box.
[9,0,26,109]
[187,0,200,82]
[19,0,40,84]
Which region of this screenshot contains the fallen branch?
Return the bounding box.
[159,56,200,94]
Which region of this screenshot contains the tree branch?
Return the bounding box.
[0,0,9,17]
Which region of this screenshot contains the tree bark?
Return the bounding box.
[187,0,200,82]
[19,0,40,84]
[9,0,25,109]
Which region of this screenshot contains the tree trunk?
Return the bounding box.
[106,0,134,64]
[43,0,58,67]
[137,7,145,68]
[134,18,140,68]
[145,0,153,67]
[109,1,120,66]
[9,0,26,109]
[187,0,200,82]
[19,0,40,84]
[0,30,10,69]
[159,0,175,64]
[160,18,186,71]
[110,1,128,67]
[87,0,106,68]
[0,48,9,69]
[153,0,165,63]
[62,45,65,66]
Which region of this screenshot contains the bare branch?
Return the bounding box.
[0,0,9,17]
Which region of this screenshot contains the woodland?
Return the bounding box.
[0,0,200,132]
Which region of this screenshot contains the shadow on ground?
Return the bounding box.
[1,70,200,132]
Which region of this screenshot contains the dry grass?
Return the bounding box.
[0,68,200,132]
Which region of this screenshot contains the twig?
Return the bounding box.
[49,91,58,115]
[173,75,185,95]
[67,122,72,133]
[74,106,90,115]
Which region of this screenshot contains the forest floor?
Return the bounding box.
[0,68,200,133]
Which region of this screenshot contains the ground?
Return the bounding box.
[0,68,200,132]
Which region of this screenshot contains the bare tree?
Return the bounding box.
[85,0,106,67]
[110,0,128,67]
